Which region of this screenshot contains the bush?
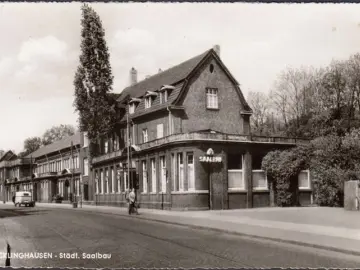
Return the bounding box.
[262,145,312,207]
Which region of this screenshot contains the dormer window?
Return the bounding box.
[144,91,157,109]
[128,98,141,114]
[129,103,136,114]
[160,91,168,104]
[145,97,152,109]
[159,85,174,104]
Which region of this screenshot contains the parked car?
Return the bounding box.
[14,191,35,207]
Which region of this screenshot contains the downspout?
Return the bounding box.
[167,106,172,135]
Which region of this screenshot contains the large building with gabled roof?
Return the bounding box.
[90,45,312,210]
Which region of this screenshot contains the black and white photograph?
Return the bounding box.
[1,2,360,269]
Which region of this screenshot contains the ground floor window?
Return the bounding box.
[172,154,176,191]
[76,179,80,196]
[100,170,104,194]
[124,170,129,191]
[160,156,166,193]
[142,161,147,193]
[178,153,184,191]
[116,167,121,193]
[228,154,245,190]
[187,153,195,191]
[298,170,311,189]
[151,158,157,193]
[95,171,99,194]
[105,168,109,194]
[252,170,267,190]
[111,167,115,193]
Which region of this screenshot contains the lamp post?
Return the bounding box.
[206,148,214,211]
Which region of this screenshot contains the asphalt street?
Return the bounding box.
[0,205,360,268]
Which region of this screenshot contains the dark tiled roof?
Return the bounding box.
[0,151,16,162]
[25,132,81,159]
[117,49,211,103]
[119,82,184,122]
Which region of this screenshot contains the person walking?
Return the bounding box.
[128,188,138,215]
[12,194,15,205]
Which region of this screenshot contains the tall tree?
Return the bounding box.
[18,137,42,157]
[42,124,76,146]
[247,91,270,135]
[73,4,117,156]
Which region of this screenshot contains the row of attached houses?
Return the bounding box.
[0,45,313,210]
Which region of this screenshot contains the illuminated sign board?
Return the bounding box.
[199,156,222,163]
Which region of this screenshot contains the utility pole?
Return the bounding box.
[71,141,76,208]
[127,104,130,190]
[30,156,33,202]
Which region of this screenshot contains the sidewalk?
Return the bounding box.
[3,202,360,256]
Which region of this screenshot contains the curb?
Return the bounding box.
[33,204,360,257]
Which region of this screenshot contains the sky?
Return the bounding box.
[1,3,360,153]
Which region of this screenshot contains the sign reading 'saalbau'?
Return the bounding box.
[199,156,222,163]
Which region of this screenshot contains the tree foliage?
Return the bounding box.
[42,124,76,145]
[73,4,118,156]
[18,137,42,157]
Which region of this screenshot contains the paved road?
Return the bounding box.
[0,206,360,268]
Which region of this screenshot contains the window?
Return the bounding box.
[228,154,245,190]
[142,161,147,193]
[145,97,152,109]
[73,155,79,169]
[124,163,129,191]
[206,88,218,109]
[116,167,121,193]
[95,171,99,194]
[160,91,168,104]
[142,129,148,143]
[160,156,166,193]
[129,103,136,114]
[105,169,109,194]
[57,160,61,172]
[151,158,157,193]
[252,171,268,190]
[100,170,104,194]
[298,170,310,189]
[187,153,195,191]
[110,167,115,193]
[157,124,164,139]
[172,154,176,191]
[83,158,89,176]
[83,132,89,147]
[113,134,118,151]
[104,140,108,154]
[178,153,184,191]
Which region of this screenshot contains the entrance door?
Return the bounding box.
[210,167,225,210]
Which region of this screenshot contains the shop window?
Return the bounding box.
[178,153,184,191]
[252,155,268,190]
[298,170,311,189]
[228,154,245,190]
[187,153,195,191]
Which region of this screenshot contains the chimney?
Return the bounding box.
[213,44,220,57]
[130,67,137,86]
[158,68,162,73]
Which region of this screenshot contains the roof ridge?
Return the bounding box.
[118,48,212,101]
[129,48,212,89]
